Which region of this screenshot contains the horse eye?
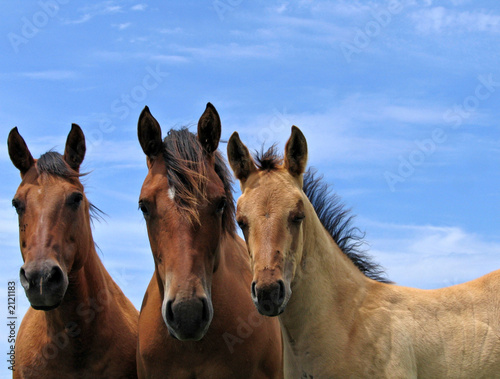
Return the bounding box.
[216,198,227,215]
[67,192,84,208]
[138,200,150,217]
[12,198,24,215]
[237,219,248,230]
[292,214,305,224]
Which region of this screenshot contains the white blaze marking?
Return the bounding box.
[168,187,175,200]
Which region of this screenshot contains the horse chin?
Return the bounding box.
[167,325,210,342]
[30,301,62,311]
[25,286,67,312]
[255,299,288,317]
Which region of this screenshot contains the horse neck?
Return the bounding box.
[281,200,370,345]
[44,233,114,335]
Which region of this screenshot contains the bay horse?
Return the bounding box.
[136,103,283,378]
[8,125,138,378]
[227,126,500,378]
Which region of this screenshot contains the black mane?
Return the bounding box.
[162,128,236,235]
[37,151,81,178]
[254,144,282,171]
[303,169,390,283]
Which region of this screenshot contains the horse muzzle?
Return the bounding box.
[20,259,68,311]
[162,296,214,341]
[251,279,290,317]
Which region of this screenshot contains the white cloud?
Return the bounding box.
[64,2,123,25]
[65,13,92,24]
[131,4,147,11]
[114,22,131,30]
[364,220,500,288]
[19,70,77,80]
[176,43,279,60]
[412,7,500,34]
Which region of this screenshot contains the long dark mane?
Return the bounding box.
[303,169,390,283]
[162,128,236,236]
[254,148,390,283]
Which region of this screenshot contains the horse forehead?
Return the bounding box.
[243,171,301,209]
[19,174,75,197]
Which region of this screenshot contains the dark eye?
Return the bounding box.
[216,198,227,215]
[292,213,305,224]
[237,219,248,230]
[138,200,150,217]
[67,192,84,209]
[12,198,24,215]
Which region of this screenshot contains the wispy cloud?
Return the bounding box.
[365,220,500,288]
[411,7,500,34]
[19,70,77,80]
[64,1,123,25]
[114,22,132,30]
[131,4,147,11]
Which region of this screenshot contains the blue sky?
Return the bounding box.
[1,0,500,372]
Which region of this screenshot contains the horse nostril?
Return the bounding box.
[19,267,29,289]
[165,300,174,323]
[47,266,63,285]
[201,298,210,322]
[277,280,285,303]
[251,281,257,298]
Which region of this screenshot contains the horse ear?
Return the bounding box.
[284,125,308,177]
[8,127,34,176]
[227,132,256,183]
[197,102,221,155]
[64,124,86,172]
[138,106,163,158]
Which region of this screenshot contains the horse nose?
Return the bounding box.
[19,260,67,309]
[253,279,286,317]
[164,296,213,341]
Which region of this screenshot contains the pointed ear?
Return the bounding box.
[64,124,86,172]
[227,132,256,183]
[284,125,308,177]
[197,102,221,155]
[8,127,35,176]
[138,106,163,158]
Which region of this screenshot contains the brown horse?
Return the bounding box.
[228,126,500,378]
[136,103,283,378]
[8,125,138,378]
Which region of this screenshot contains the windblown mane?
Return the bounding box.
[303,169,390,283]
[254,148,390,283]
[36,151,103,222]
[37,151,81,178]
[254,144,282,171]
[162,128,236,235]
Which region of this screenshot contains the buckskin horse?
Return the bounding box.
[8,125,138,378]
[136,103,282,378]
[227,125,500,378]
